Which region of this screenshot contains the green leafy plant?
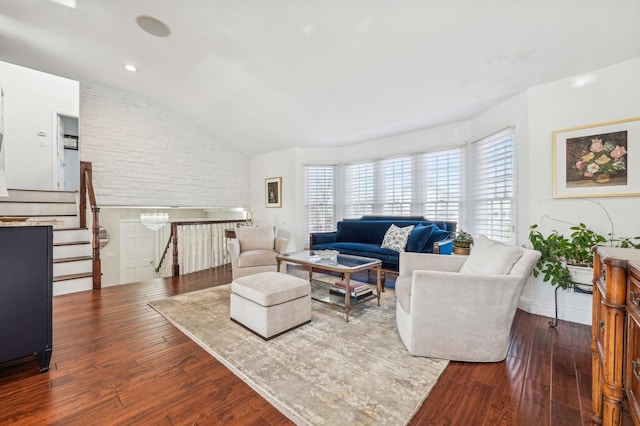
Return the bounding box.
[529,223,639,289]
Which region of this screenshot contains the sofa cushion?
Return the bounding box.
[237,226,275,251]
[381,224,414,252]
[336,220,396,244]
[459,235,523,275]
[406,224,435,252]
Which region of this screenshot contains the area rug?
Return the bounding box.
[149,276,448,425]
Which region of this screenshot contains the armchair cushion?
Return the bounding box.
[237,249,279,268]
[459,234,523,275]
[381,224,414,252]
[237,226,275,251]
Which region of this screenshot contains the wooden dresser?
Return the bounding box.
[592,246,640,425]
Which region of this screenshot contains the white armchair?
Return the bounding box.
[395,235,541,362]
[228,226,288,280]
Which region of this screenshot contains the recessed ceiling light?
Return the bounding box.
[136,15,171,37]
[124,64,139,72]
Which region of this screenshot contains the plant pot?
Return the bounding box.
[454,241,472,248]
[566,264,594,293]
[593,173,611,184]
[453,246,470,255]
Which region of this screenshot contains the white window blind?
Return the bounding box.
[469,130,514,243]
[421,148,466,227]
[380,156,412,215]
[304,166,337,239]
[341,147,465,225]
[344,162,374,218]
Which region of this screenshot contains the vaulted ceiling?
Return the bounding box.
[1,1,639,155]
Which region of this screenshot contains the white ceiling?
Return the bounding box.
[1,1,639,156]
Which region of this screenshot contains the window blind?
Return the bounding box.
[304,165,337,241]
[421,148,466,227]
[469,130,514,243]
[341,148,465,223]
[380,156,412,215]
[344,162,374,218]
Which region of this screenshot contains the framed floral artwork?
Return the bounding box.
[552,117,640,198]
[265,177,282,208]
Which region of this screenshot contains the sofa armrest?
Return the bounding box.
[399,252,466,276]
[310,231,337,247]
[433,237,454,254]
[275,237,288,254]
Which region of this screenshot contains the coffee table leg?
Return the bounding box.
[344,272,351,322]
[376,266,382,305]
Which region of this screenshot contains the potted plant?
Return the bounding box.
[528,223,640,290]
[453,230,474,255]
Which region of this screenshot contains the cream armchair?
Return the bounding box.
[395,235,541,362]
[228,226,288,280]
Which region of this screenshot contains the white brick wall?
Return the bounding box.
[80,82,249,207]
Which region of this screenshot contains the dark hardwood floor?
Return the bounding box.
[0,265,625,425]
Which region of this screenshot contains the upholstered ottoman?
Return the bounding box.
[230,271,311,340]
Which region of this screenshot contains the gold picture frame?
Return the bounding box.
[265,177,282,208]
[552,117,640,198]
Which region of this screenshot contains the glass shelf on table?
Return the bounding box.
[309,279,378,308]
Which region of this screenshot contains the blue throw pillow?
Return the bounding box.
[405,224,434,252]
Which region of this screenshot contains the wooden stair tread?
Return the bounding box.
[53,255,93,263]
[53,272,93,282]
[53,241,90,247]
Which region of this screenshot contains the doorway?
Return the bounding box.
[56,114,79,191]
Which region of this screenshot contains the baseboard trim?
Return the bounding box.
[519,295,592,326]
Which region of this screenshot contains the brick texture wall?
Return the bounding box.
[80,82,249,207]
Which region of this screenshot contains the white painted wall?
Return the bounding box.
[250,58,640,325]
[0,61,79,190]
[519,57,640,324]
[250,148,297,249]
[80,82,250,208]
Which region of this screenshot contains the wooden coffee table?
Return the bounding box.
[276,250,382,322]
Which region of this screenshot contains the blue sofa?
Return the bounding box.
[309,216,457,274]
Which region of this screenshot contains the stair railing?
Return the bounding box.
[79,161,101,289]
[156,220,244,277]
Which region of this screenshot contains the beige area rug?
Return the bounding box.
[149,275,448,425]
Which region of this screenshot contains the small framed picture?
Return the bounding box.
[552,117,640,198]
[265,177,282,208]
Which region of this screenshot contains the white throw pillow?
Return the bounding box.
[381,224,414,253]
[459,234,523,275]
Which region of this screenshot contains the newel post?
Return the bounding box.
[171,222,180,276]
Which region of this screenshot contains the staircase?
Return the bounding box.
[0,189,93,296]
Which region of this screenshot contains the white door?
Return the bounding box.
[56,114,65,190]
[120,222,155,283]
